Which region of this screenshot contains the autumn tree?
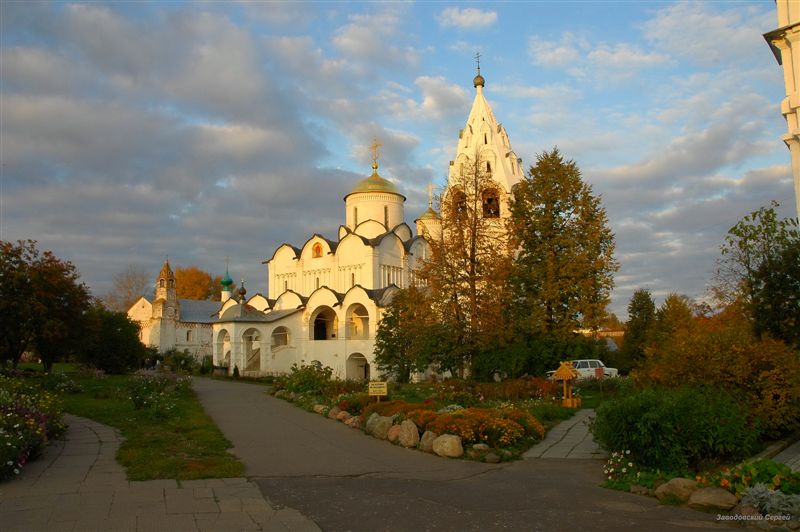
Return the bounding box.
[0,240,91,370]
[80,304,147,374]
[714,202,800,346]
[653,293,695,346]
[508,148,618,339]
[418,155,515,376]
[174,266,215,300]
[104,264,150,311]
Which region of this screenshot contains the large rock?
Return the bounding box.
[366,415,393,440]
[472,443,490,452]
[688,487,738,511]
[336,411,352,422]
[484,452,500,464]
[327,406,341,419]
[432,434,463,458]
[654,478,698,502]
[419,431,438,453]
[398,420,420,448]
[365,413,380,433]
[313,404,327,415]
[387,425,402,443]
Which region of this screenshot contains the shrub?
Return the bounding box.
[406,409,438,430]
[337,392,372,415]
[702,459,800,496]
[591,386,758,472]
[635,313,800,438]
[427,407,543,447]
[325,379,366,397]
[742,483,800,519]
[127,375,189,420]
[273,364,331,395]
[162,349,199,374]
[474,378,559,402]
[199,355,213,375]
[363,399,435,420]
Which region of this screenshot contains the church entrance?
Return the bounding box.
[310,306,338,340]
[346,353,369,381]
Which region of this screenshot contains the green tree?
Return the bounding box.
[508,148,618,339]
[0,240,91,370]
[619,288,656,371]
[715,202,800,345]
[653,293,694,346]
[81,305,147,373]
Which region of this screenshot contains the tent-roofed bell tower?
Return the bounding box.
[446,60,524,221]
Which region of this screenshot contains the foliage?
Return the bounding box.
[419,155,515,377]
[0,375,66,479]
[374,287,439,382]
[715,202,800,346]
[363,399,435,420]
[591,387,758,472]
[742,483,800,518]
[80,305,148,374]
[602,450,638,489]
[324,379,365,397]
[427,407,544,447]
[406,409,438,430]
[174,265,217,300]
[653,293,695,346]
[336,392,372,415]
[508,148,618,338]
[0,240,91,371]
[617,288,655,372]
[103,264,150,311]
[474,378,559,402]
[701,459,800,497]
[127,375,191,420]
[199,355,213,375]
[161,348,199,374]
[273,364,333,395]
[635,310,800,438]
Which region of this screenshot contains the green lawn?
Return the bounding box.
[61,374,244,481]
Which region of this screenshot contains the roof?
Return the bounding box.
[216,306,301,324]
[178,299,220,323]
[344,165,406,200]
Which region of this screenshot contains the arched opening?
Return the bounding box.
[346,353,370,381]
[159,279,165,288]
[345,304,370,339]
[271,326,289,350]
[243,328,261,371]
[186,330,193,343]
[448,188,467,219]
[310,306,338,340]
[482,189,500,218]
[216,330,231,366]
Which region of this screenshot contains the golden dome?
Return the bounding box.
[347,164,402,197]
[417,206,440,220]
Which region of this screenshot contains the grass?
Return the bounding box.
[60,374,244,481]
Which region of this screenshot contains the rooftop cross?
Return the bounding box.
[475,51,481,75]
[427,183,434,208]
[370,137,382,171]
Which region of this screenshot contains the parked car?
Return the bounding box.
[547,359,618,379]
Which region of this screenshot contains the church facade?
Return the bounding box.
[131,71,522,380]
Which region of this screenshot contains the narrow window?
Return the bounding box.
[160,279,165,288]
[484,133,487,144]
[315,277,320,289]
[284,280,288,290]
[486,161,491,173]
[354,207,358,226]
[384,205,389,228]
[482,189,500,218]
[186,330,192,343]
[387,273,391,286]
[351,273,355,287]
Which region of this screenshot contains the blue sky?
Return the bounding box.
[1,1,796,318]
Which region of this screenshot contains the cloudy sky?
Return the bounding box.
[1,1,796,318]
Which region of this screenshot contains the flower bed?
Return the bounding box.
[0,375,66,480]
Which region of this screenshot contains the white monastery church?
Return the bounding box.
[129,69,523,380]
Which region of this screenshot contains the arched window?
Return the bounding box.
[486,161,492,173]
[484,133,488,144]
[315,277,320,289]
[186,330,193,343]
[450,189,467,218]
[351,272,355,287]
[159,279,165,288]
[271,326,289,349]
[384,205,389,228]
[482,189,500,218]
[354,207,358,226]
[312,243,323,258]
[284,280,288,290]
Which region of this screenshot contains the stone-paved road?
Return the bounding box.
[193,378,738,532]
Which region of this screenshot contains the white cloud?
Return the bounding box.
[332,11,420,71]
[528,34,581,68]
[587,43,670,69]
[437,7,497,29]
[414,76,470,119]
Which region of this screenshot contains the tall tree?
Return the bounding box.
[508,148,618,338]
[0,240,91,370]
[714,202,800,344]
[174,266,215,300]
[104,264,150,311]
[81,304,147,374]
[620,288,656,370]
[419,155,514,376]
[653,293,695,345]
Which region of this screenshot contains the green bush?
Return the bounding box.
[336,392,372,415]
[162,349,198,374]
[199,355,213,375]
[591,386,758,472]
[273,364,332,395]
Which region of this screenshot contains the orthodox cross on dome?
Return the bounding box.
[370,137,382,171]
[427,183,434,208]
[475,51,481,75]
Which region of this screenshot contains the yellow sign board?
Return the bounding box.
[368,381,388,397]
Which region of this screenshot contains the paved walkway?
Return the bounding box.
[0,414,319,532]
[774,439,800,472]
[523,409,607,460]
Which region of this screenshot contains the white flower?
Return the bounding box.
[628,462,633,467]
[622,468,627,473]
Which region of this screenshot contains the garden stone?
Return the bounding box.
[368,416,393,440]
[336,411,351,422]
[274,390,287,398]
[289,392,299,401]
[419,431,438,453]
[387,425,402,443]
[654,478,697,502]
[327,406,341,419]
[630,485,649,496]
[466,449,481,460]
[484,452,500,464]
[344,416,363,429]
[398,420,420,448]
[688,487,738,511]
[472,443,490,452]
[313,404,326,415]
[365,413,380,433]
[731,502,760,518]
[432,434,463,458]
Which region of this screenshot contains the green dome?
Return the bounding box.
[220,271,233,288]
[418,206,440,220]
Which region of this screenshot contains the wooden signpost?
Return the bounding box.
[368,381,388,402]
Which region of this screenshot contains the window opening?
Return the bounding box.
[484,133,487,144]
[354,207,358,226]
[351,273,355,287]
[486,161,491,173]
[315,277,320,289]
[482,189,500,218]
[384,205,389,228]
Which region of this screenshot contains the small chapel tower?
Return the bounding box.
[220,262,234,302]
[415,183,442,241]
[152,259,178,351]
[344,138,406,233]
